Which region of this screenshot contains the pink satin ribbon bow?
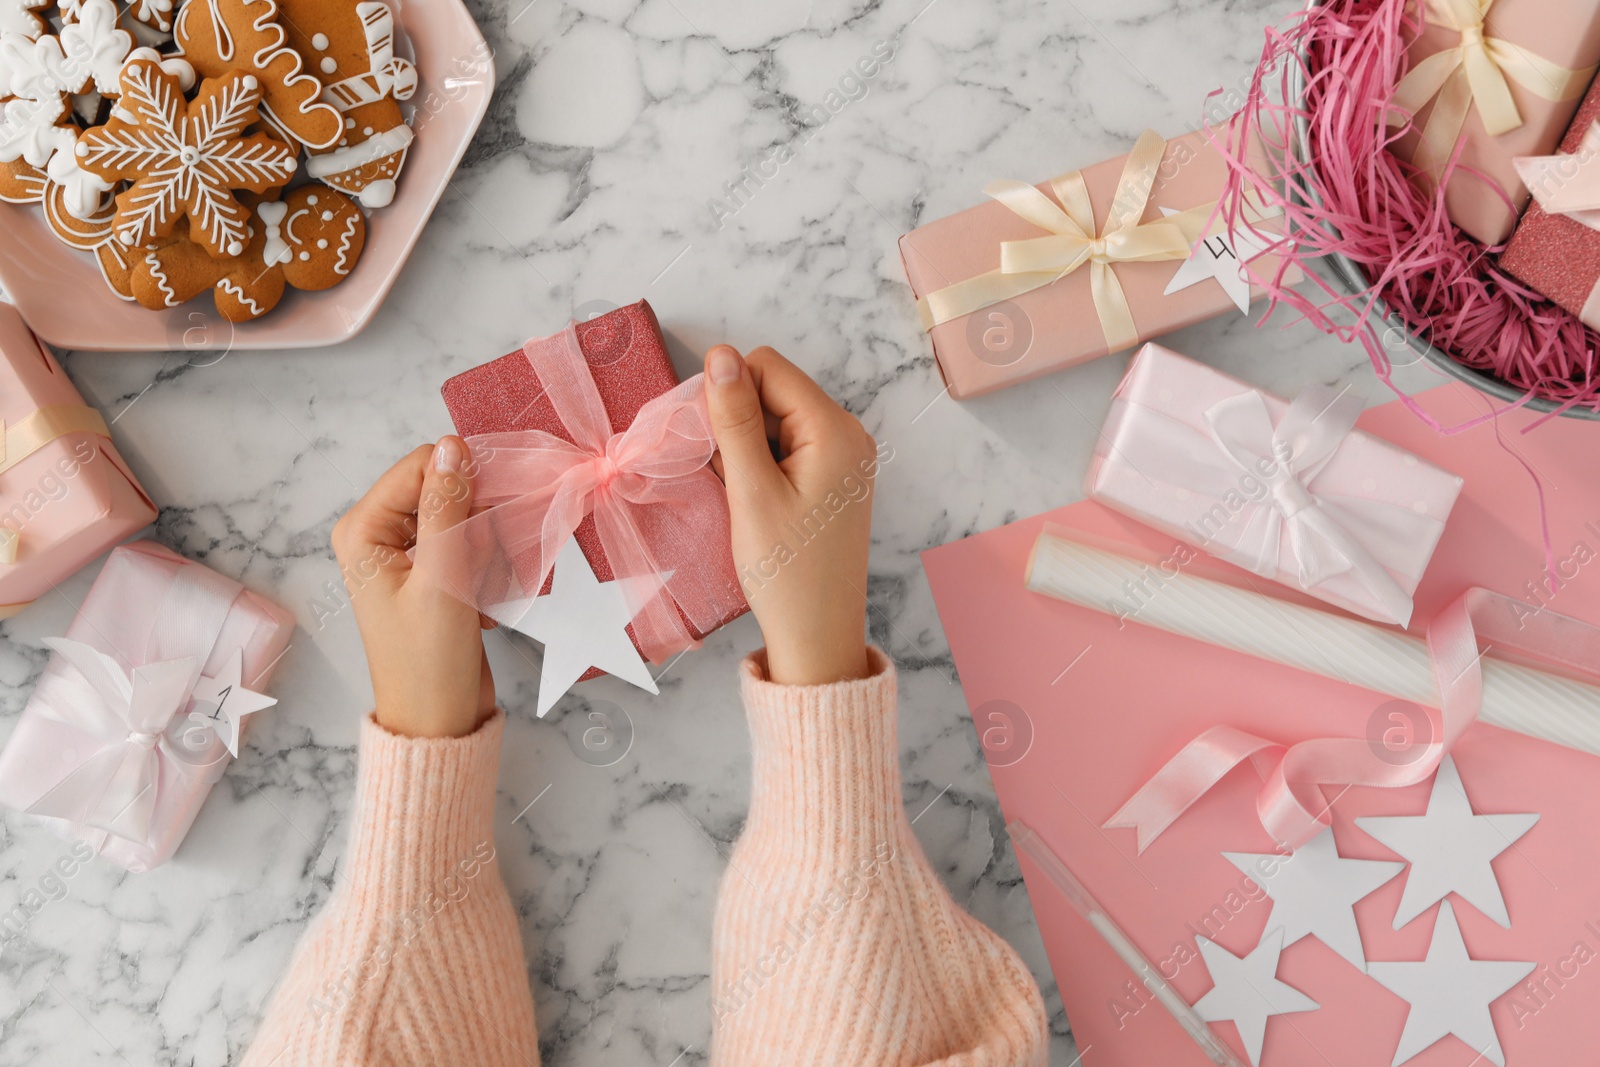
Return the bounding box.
[431,324,738,663]
[1105,588,1600,852]
[23,563,242,846]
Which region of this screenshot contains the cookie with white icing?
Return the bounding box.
[130,185,365,321]
[278,0,415,208]
[0,155,134,300]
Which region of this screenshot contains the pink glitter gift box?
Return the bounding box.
[441,300,748,675]
[1499,75,1600,325]
[0,541,294,872]
[1085,344,1464,627]
[0,303,157,615]
[1388,0,1600,246]
[898,129,1298,400]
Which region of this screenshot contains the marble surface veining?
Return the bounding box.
[0,0,1450,1062]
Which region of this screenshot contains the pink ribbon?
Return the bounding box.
[1514,122,1600,232]
[1105,587,1600,852]
[431,325,738,663]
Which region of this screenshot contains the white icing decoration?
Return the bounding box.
[242,73,257,90]
[344,117,354,128]
[304,123,412,182]
[122,48,196,94]
[306,194,317,204]
[320,56,336,74]
[0,0,48,40]
[316,238,326,248]
[218,277,262,316]
[143,250,177,306]
[197,0,342,151]
[0,94,68,168]
[362,125,372,136]
[257,200,290,265]
[332,210,357,275]
[311,32,328,49]
[320,210,331,220]
[226,239,242,256]
[297,250,309,261]
[0,0,134,98]
[45,133,113,219]
[202,0,235,61]
[129,0,175,31]
[355,177,395,208]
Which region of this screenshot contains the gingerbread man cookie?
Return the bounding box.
[75,60,297,258]
[130,185,365,321]
[174,0,344,149]
[279,0,415,208]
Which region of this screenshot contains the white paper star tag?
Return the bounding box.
[1368,901,1534,1067]
[1224,828,1404,972]
[189,648,277,758]
[1192,928,1319,1066]
[490,539,661,719]
[1161,207,1274,314]
[1355,756,1539,929]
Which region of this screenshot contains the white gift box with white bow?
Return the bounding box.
[1085,344,1465,627]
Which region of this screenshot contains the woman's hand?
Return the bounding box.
[703,345,879,686]
[330,437,495,738]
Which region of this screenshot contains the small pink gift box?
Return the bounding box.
[898,129,1299,399]
[0,541,294,872]
[0,302,157,614]
[1388,0,1600,246]
[1085,344,1464,627]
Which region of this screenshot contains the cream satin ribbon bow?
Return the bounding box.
[916,130,1216,353]
[1514,120,1600,230]
[1390,0,1595,174]
[0,404,111,565]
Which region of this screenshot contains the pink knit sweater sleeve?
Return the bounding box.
[711,648,1049,1066]
[241,710,540,1067]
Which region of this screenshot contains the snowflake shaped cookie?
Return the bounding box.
[0,0,133,99]
[76,60,297,257]
[0,93,66,167]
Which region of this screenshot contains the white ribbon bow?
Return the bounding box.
[1203,386,1415,625]
[1514,121,1600,232]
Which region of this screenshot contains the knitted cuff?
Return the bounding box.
[738,646,905,853]
[342,709,504,905]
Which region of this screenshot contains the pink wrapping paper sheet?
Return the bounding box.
[1390,0,1600,246]
[0,302,157,611]
[898,130,1300,399]
[923,383,1600,1066]
[0,541,294,872]
[1086,344,1463,625]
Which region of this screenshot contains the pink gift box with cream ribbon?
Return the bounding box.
[1086,344,1464,627]
[0,302,157,615]
[0,541,294,872]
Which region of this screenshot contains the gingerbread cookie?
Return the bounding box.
[0,156,133,299]
[0,94,67,168]
[175,0,343,149]
[0,0,133,98]
[280,0,415,207]
[130,185,365,321]
[0,0,49,40]
[75,60,297,257]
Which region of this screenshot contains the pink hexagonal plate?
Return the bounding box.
[0,0,493,351]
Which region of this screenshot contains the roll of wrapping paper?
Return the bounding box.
[1024,529,1600,756]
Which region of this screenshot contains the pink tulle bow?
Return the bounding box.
[430,325,737,664]
[1104,587,1600,852]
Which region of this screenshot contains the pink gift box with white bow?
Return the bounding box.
[1086,344,1465,627]
[0,541,293,872]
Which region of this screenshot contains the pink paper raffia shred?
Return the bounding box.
[1207,0,1600,424]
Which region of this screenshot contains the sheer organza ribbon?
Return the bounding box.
[1104,587,1600,852]
[1389,0,1594,174]
[1515,120,1600,230]
[0,402,111,564]
[916,130,1217,352]
[430,325,735,664]
[22,562,241,846]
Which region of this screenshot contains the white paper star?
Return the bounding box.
[1355,756,1539,929]
[1161,208,1273,314]
[1193,928,1319,1067]
[1368,901,1534,1067]
[1224,829,1405,972]
[488,538,661,719]
[189,648,277,757]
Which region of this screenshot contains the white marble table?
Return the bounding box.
[0,0,1450,1062]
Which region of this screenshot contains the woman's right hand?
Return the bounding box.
[702,345,883,686]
